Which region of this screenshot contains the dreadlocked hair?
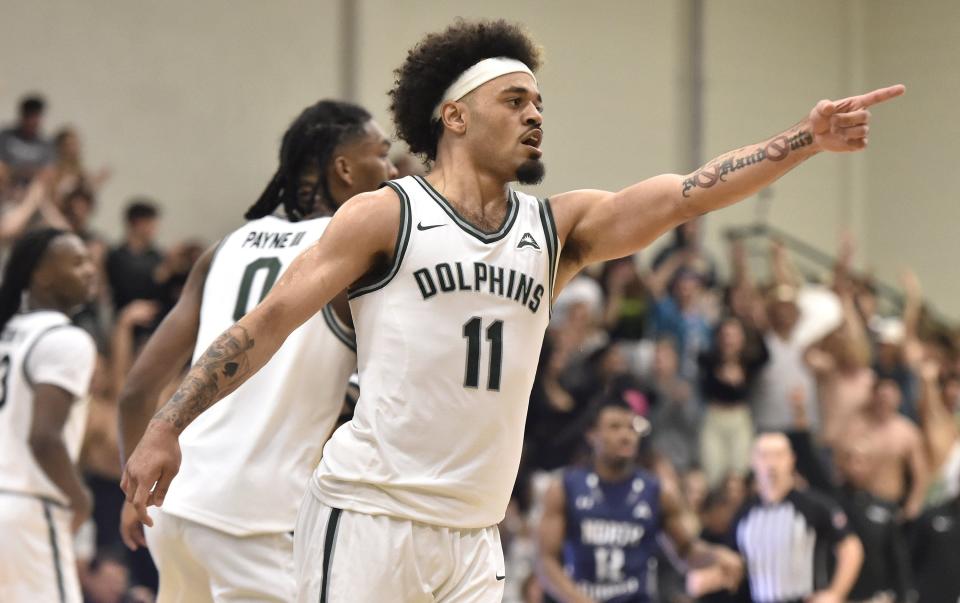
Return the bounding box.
[245,100,372,222]
[0,228,69,333]
[389,19,542,161]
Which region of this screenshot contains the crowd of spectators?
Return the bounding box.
[3,92,959,603]
[1,94,202,602]
[504,219,960,601]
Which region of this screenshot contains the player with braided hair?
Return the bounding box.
[244,100,383,222]
[0,228,98,602]
[117,99,395,602]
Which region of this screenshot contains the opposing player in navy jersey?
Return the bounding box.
[123,19,902,602]
[537,398,741,602]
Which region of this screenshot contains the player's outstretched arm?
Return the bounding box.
[549,85,904,288]
[536,479,597,603]
[119,188,400,525]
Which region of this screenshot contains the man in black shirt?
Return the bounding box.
[106,200,164,313]
[734,433,863,603]
[911,483,960,603]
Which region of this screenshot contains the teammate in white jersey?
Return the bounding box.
[116,100,397,602]
[0,228,98,602]
[123,19,904,602]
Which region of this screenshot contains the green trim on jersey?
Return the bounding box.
[321,305,357,353]
[537,197,560,314]
[42,500,67,603]
[21,323,73,389]
[348,180,412,299]
[413,175,519,244]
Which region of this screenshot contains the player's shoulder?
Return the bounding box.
[540,189,616,248]
[29,321,96,361]
[335,183,403,226]
[634,467,659,484]
[562,465,591,485]
[38,322,94,347]
[351,181,403,205]
[548,189,609,217]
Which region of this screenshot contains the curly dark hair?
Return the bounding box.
[389,19,542,161]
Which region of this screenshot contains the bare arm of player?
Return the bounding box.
[119,188,399,525]
[808,534,864,603]
[30,384,93,533]
[536,479,597,603]
[117,244,216,466]
[548,85,905,289]
[115,244,214,550]
[659,483,743,592]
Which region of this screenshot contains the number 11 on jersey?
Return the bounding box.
[462,317,503,391]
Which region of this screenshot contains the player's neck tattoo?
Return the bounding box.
[153,324,256,432]
[681,127,814,198]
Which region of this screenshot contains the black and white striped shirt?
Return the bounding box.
[734,489,851,603]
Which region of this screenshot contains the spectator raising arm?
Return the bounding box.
[0,169,68,243]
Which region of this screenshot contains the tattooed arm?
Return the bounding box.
[548,85,904,290]
[119,187,401,524]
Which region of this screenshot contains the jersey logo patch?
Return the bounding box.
[517,232,541,251]
[633,502,652,519]
[417,222,445,231]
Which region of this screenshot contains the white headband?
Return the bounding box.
[431,57,536,121]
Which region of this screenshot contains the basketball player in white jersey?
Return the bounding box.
[122,19,904,602]
[0,228,98,602]
[116,100,397,602]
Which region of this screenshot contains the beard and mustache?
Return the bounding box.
[516,158,546,185]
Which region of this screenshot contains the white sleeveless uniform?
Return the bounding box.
[296,176,559,602]
[0,311,96,603]
[143,215,356,603]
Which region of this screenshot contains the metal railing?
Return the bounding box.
[723,222,952,327]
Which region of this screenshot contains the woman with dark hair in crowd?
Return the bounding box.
[698,316,768,487]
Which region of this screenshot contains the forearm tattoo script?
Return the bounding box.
[681,129,814,197]
[153,324,255,431]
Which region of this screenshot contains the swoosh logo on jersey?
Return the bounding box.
[495,574,506,581]
[417,222,445,231]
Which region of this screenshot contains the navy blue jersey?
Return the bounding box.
[562,467,662,603]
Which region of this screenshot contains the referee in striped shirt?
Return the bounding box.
[733,432,864,603]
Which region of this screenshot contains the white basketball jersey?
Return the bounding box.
[312,175,560,529]
[0,311,95,505]
[161,215,356,536]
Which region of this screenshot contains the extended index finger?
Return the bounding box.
[854,84,906,108]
